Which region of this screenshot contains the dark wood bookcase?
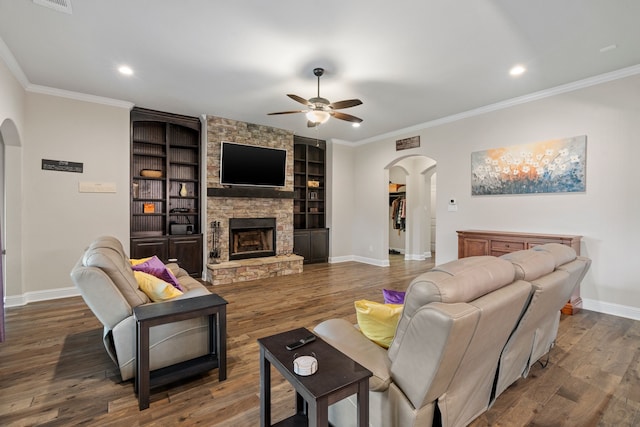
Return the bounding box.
[293,136,329,263]
[130,107,203,276]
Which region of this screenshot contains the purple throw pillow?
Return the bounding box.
[383,289,406,304]
[131,256,184,291]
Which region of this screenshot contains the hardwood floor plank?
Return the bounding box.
[1,257,639,426]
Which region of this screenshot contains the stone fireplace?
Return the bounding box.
[204,115,303,285]
[229,217,276,260]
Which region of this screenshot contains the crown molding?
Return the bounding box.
[0,36,29,87]
[2,35,133,110]
[353,64,640,147]
[26,84,134,109]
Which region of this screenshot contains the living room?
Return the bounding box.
[1,1,639,425]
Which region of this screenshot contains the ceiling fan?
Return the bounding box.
[268,68,363,127]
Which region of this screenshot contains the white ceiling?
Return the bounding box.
[1,0,639,143]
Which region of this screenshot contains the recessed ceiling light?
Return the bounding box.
[118,65,133,76]
[352,122,361,128]
[509,65,526,76]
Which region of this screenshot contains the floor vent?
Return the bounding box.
[33,0,73,15]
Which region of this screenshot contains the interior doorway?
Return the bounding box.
[386,155,436,262]
[0,129,5,342]
[1,118,22,342]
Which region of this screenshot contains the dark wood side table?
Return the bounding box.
[258,327,372,427]
[133,293,228,410]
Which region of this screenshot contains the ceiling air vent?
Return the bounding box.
[33,0,72,15]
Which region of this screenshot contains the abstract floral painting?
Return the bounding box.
[471,135,587,195]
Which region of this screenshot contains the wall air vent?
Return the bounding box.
[33,0,73,15]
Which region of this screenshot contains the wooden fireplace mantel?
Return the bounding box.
[207,187,294,199]
[457,230,583,315]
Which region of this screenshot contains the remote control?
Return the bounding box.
[286,334,316,350]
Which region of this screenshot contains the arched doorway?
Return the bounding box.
[1,118,23,342]
[385,155,437,262]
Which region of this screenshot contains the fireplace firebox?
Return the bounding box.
[229,218,276,260]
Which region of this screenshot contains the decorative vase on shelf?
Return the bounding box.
[179,183,188,197]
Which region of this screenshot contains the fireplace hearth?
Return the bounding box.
[229,218,276,260]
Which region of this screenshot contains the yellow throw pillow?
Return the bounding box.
[355,300,403,348]
[133,271,183,302]
[129,257,151,266]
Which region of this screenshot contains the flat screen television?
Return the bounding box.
[220,141,287,187]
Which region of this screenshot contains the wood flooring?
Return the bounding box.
[1,256,639,426]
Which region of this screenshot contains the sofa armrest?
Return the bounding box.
[166,262,187,278]
[71,263,133,329]
[314,318,391,391]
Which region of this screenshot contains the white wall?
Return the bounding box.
[326,140,356,262]
[345,73,640,317]
[16,92,130,301]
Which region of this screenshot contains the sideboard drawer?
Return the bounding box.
[491,240,525,252]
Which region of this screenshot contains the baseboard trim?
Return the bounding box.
[5,286,80,308]
[328,255,355,264]
[352,256,390,267]
[404,253,427,261]
[582,298,640,321]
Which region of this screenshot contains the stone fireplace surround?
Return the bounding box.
[205,116,303,284]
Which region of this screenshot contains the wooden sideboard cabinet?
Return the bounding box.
[457,230,582,315]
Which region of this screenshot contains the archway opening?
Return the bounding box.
[385,155,437,262]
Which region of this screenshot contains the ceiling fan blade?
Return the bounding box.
[267,110,306,115]
[328,99,363,110]
[330,111,363,123]
[287,94,312,107]
[307,120,319,128]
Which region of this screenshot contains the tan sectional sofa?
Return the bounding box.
[70,236,211,381]
[314,243,591,427]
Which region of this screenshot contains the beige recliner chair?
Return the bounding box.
[70,236,211,381]
[314,256,533,427]
[492,243,591,402]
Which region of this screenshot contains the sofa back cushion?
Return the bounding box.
[389,256,515,359]
[500,249,556,281]
[82,236,149,307]
[532,243,577,267]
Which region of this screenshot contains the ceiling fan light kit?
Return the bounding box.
[306,110,330,124]
[268,67,363,126]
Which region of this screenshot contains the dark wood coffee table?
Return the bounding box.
[258,327,372,427]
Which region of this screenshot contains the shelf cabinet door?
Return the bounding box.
[131,237,169,261]
[293,229,329,264]
[169,235,203,277]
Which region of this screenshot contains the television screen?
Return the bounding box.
[220,141,287,187]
